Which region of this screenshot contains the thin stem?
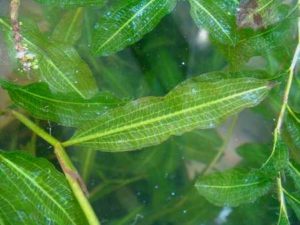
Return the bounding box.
[202,114,238,175]
[262,18,300,167]
[12,111,101,225]
[287,105,300,123]
[277,175,289,223]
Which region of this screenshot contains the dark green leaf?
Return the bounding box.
[0,150,87,225]
[195,169,273,207]
[63,72,272,151]
[91,0,177,55]
[0,79,124,127]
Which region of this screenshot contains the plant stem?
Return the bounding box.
[263,18,300,167]
[202,114,238,175]
[11,110,101,225]
[276,174,289,222]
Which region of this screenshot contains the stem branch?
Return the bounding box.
[12,111,100,225]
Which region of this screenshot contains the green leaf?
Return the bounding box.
[34,0,104,7]
[285,110,300,151]
[0,18,98,99]
[63,72,272,151]
[91,0,177,55]
[0,150,87,225]
[0,79,124,127]
[262,136,289,176]
[287,162,300,190]
[286,192,300,221]
[52,8,84,45]
[189,0,238,45]
[195,169,273,207]
[277,207,290,225]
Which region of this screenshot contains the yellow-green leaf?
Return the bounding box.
[63,72,272,151]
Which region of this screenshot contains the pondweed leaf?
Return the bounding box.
[261,136,289,176]
[52,8,84,45]
[0,151,87,225]
[34,0,104,7]
[189,0,238,45]
[195,169,273,207]
[91,0,177,55]
[287,162,300,190]
[0,18,98,99]
[0,79,125,127]
[63,72,272,151]
[285,111,300,151]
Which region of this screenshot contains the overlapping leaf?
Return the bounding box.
[34,0,104,7]
[0,18,98,99]
[52,8,84,45]
[0,151,87,224]
[91,0,177,55]
[195,169,273,207]
[0,79,124,127]
[189,0,238,45]
[63,72,272,151]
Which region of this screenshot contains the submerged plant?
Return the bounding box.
[0,0,299,224]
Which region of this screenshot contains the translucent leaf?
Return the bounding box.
[0,18,98,99]
[0,79,125,127]
[195,169,273,207]
[52,8,84,45]
[91,0,177,55]
[34,0,104,7]
[63,72,272,151]
[0,151,87,225]
[189,0,238,45]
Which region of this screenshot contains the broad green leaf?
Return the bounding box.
[195,169,273,207]
[34,0,104,7]
[91,0,177,55]
[0,18,98,99]
[52,8,84,45]
[0,150,87,224]
[63,72,272,151]
[0,79,124,127]
[189,0,238,45]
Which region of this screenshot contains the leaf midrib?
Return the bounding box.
[190,0,233,44]
[96,0,157,52]
[195,180,265,189]
[64,85,268,146]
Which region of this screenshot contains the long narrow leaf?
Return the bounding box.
[63,72,272,151]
